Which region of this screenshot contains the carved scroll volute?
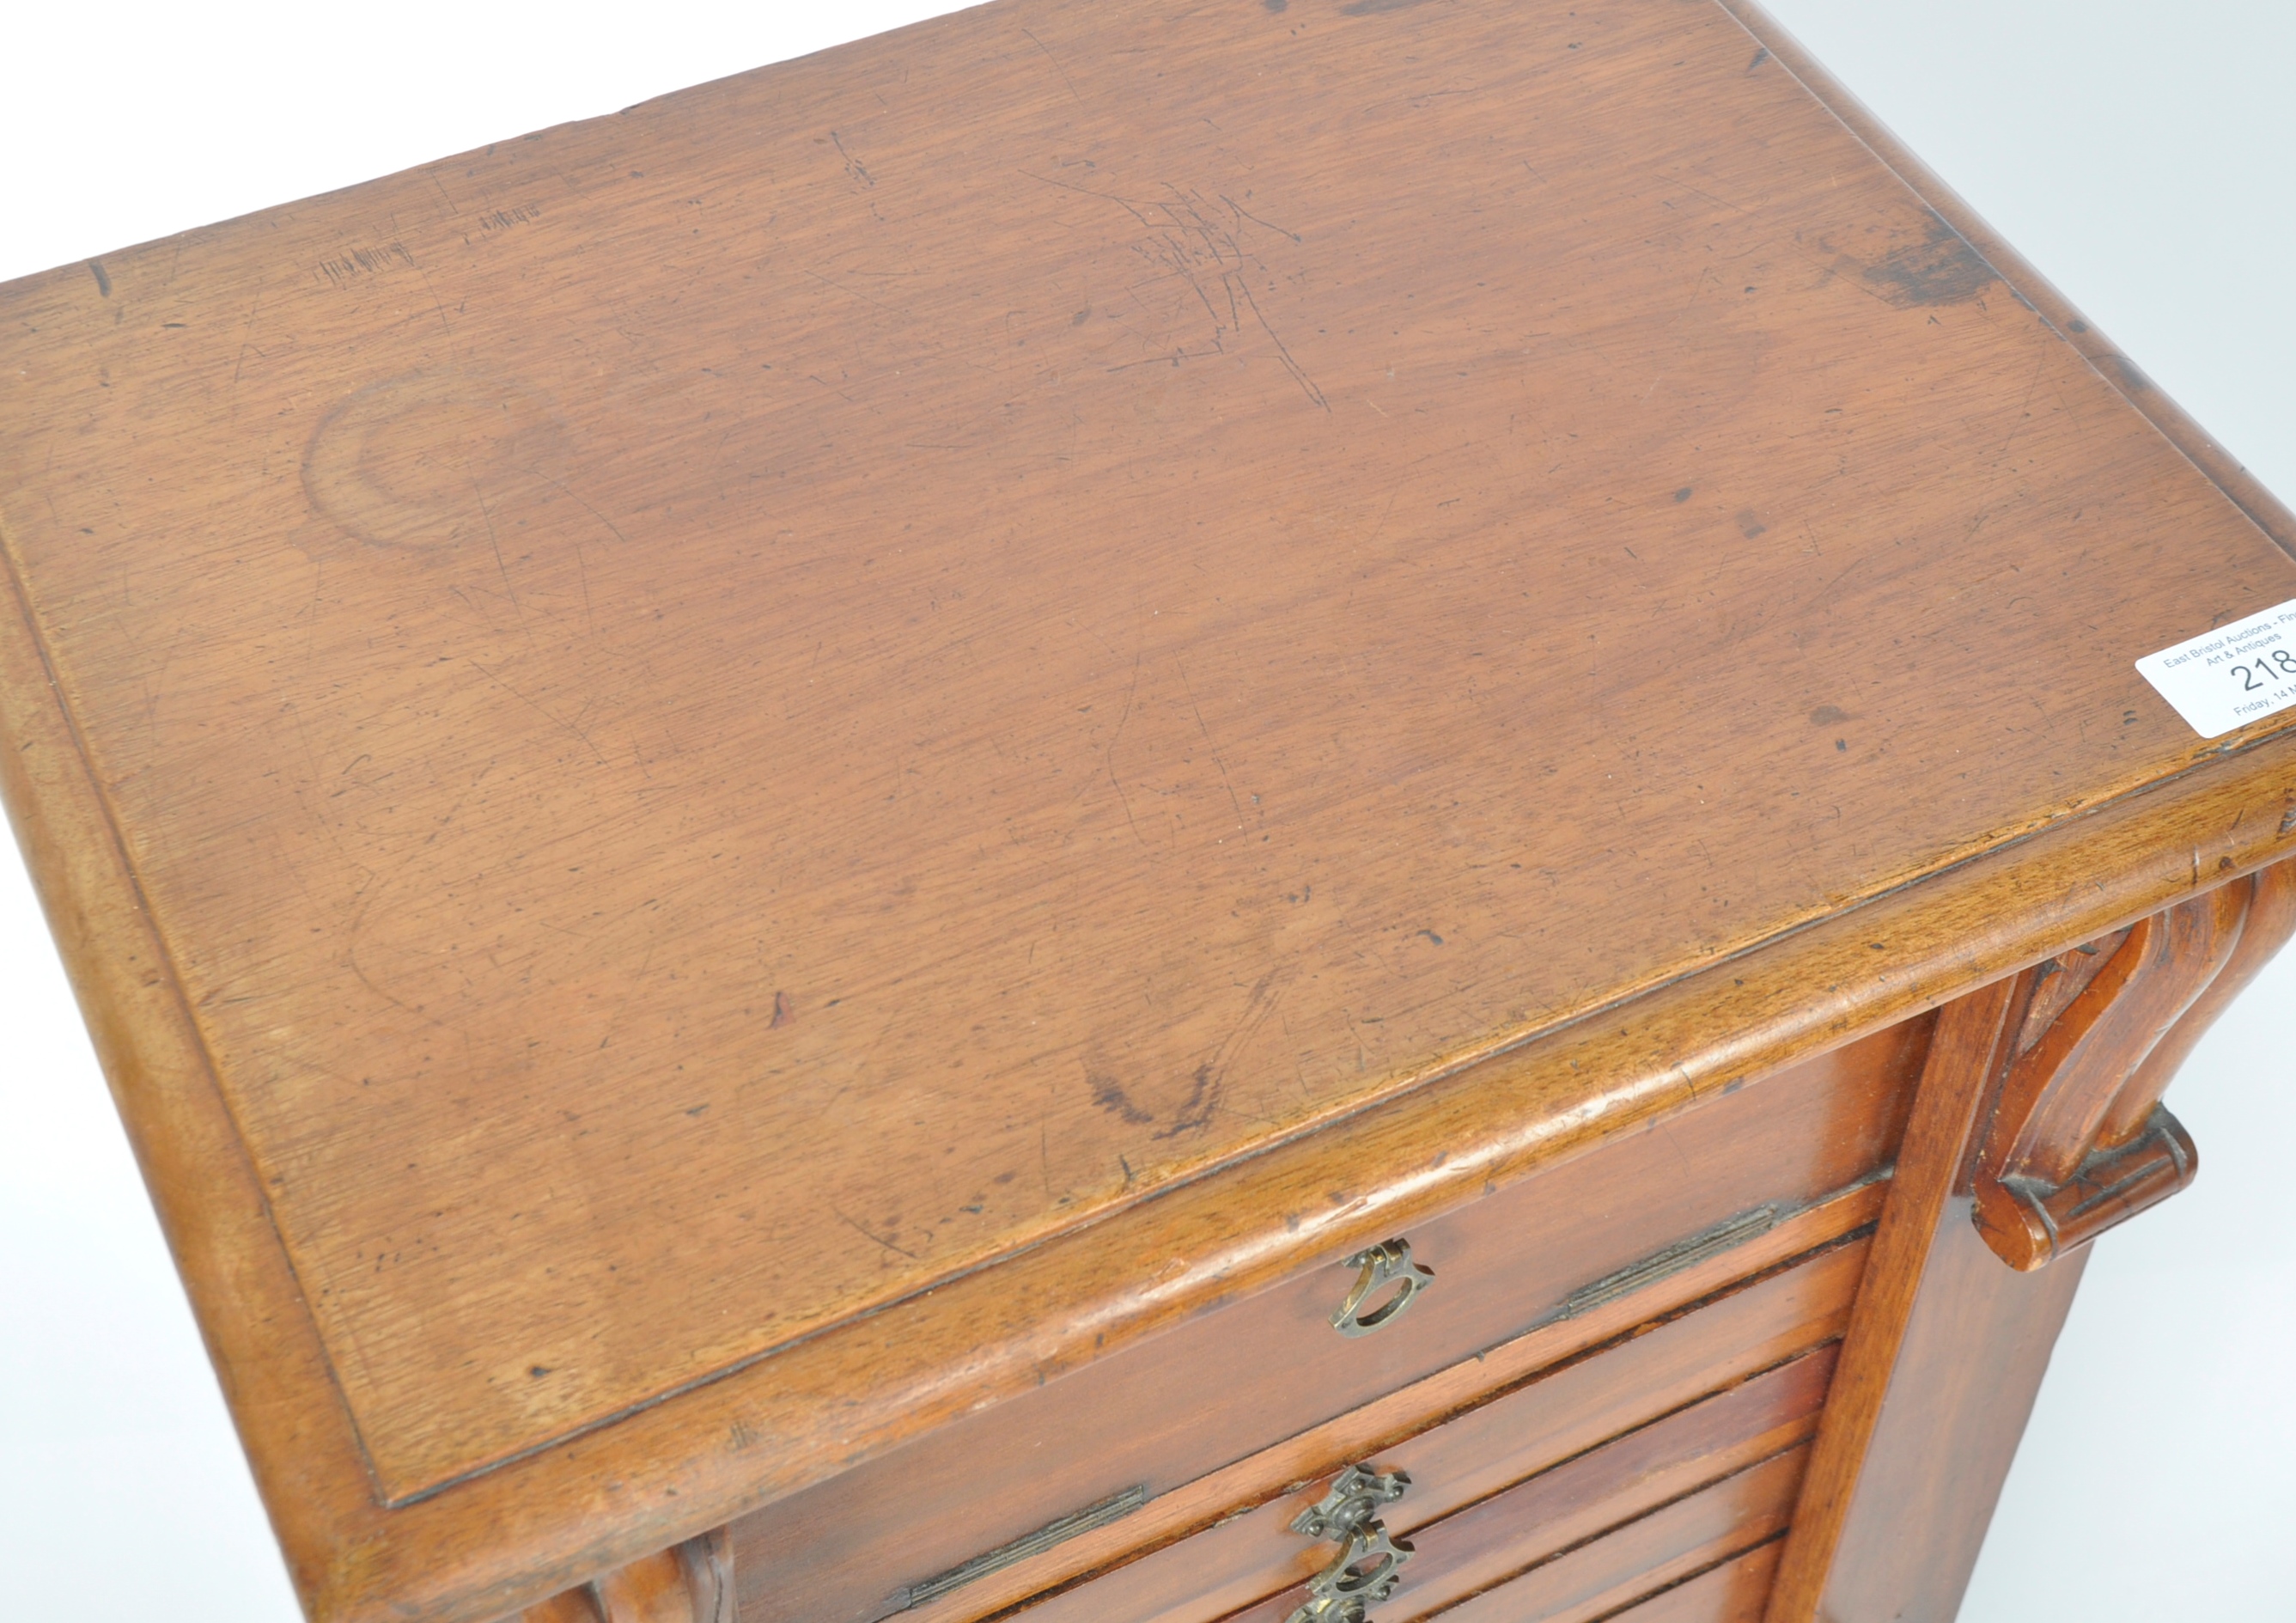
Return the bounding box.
[1971,860,2296,1271]
[518,1528,734,1623]
[2103,859,2296,1146]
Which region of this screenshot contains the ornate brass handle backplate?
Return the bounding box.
[1285,1465,1415,1623]
[1331,1239,1434,1337]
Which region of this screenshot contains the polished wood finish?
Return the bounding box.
[1969,885,2239,1267]
[1766,867,2293,1620]
[1240,1348,1832,1623]
[1795,1199,2084,1623]
[676,1532,736,1623]
[1392,1447,1806,1623]
[3,0,2294,1618]
[1762,977,2031,1619]
[952,1187,1882,1623]
[1995,890,2241,1184]
[1611,1542,1783,1623]
[1011,1235,1868,1623]
[1718,0,2296,561]
[2116,858,2296,1135]
[1962,858,2296,1272]
[522,1531,732,1623]
[30,0,2266,1508]
[727,1027,1918,1623]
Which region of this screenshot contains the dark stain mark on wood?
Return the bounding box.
[1340,0,1436,14]
[1154,969,1287,1140]
[770,991,794,1028]
[86,261,112,297]
[1857,215,1995,308]
[1810,705,1851,727]
[1089,1074,1154,1125]
[1674,486,1693,502]
[2100,352,2153,394]
[1747,47,1771,72]
[1736,509,1768,539]
[1159,1064,1220,1140]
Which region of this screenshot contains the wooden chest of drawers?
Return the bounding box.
[4,3,2293,1621]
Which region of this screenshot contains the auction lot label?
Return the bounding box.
[2135,598,2296,739]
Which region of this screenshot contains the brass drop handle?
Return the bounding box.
[1331,1238,1434,1337]
[1286,1465,1415,1623]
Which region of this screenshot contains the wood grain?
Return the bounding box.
[964,1188,1882,1623]
[7,542,2295,1623]
[1007,1235,1868,1623]
[1768,866,2292,1614]
[520,1530,730,1623]
[1989,886,2242,1187]
[1366,1349,1829,1622]
[730,1025,1918,1623]
[1382,1446,1807,1623]
[0,0,2293,1618]
[1760,975,2026,1618]
[585,1552,691,1623]
[1609,1541,1783,1623]
[1799,1204,2084,1622]
[1717,0,2296,562]
[5,0,2291,1502]
[2110,857,2296,1140]
[1970,863,2293,1268]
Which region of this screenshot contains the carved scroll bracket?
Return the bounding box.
[519,1528,734,1623]
[1970,859,2296,1270]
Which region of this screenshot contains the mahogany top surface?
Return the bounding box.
[2,0,2290,1503]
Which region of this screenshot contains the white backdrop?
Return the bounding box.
[1,3,2289,1616]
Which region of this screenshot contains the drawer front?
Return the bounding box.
[1105,1259,1847,1623]
[730,1021,1925,1623]
[1349,1349,1823,1621]
[1601,1542,1783,1623]
[1407,1446,1804,1623]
